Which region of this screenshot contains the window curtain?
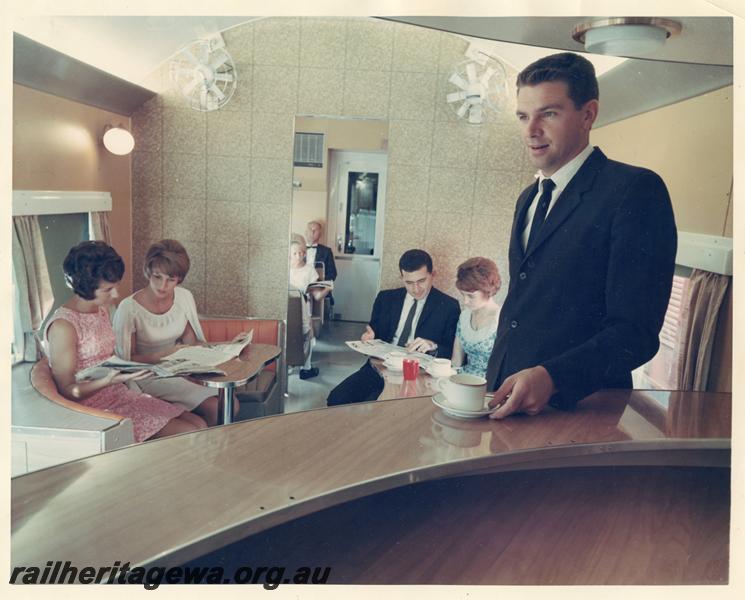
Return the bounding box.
[675,269,730,391]
[89,211,112,244]
[12,216,55,360]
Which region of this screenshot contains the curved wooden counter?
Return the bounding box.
[11,389,730,578]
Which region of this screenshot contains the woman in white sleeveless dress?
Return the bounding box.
[288,235,330,379]
[113,240,238,425]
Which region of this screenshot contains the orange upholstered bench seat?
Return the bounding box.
[199,317,280,373]
[30,357,127,423]
[199,316,286,419]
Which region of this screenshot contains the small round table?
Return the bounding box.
[188,343,281,424]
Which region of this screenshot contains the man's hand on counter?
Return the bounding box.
[488,366,555,419]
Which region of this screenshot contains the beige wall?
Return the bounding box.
[723,180,733,237]
[12,84,134,297]
[292,191,327,239]
[592,86,733,237]
[294,116,389,193]
[291,116,388,237]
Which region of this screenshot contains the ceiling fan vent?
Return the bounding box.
[446,48,509,124]
[169,34,237,112]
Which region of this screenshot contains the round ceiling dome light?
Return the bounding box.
[103,126,135,155]
[572,17,682,57]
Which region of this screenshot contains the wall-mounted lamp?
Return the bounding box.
[102,125,135,155]
[572,17,682,57]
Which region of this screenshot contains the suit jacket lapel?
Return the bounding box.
[511,180,539,260]
[523,148,607,261]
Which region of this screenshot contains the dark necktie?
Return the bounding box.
[397,299,418,347]
[526,178,556,252]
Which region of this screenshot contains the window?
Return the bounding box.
[12,190,110,362]
[343,171,380,256]
[38,212,90,314]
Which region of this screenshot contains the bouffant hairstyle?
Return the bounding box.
[456,257,501,297]
[399,249,433,274]
[144,239,190,283]
[63,241,125,301]
[517,52,599,109]
[290,233,307,248]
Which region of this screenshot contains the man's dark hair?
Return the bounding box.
[399,249,433,274]
[63,241,125,300]
[517,52,599,109]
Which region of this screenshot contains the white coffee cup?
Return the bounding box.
[385,351,407,369]
[429,358,452,376]
[437,373,487,411]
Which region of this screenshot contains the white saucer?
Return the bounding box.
[432,393,492,419]
[426,366,458,378]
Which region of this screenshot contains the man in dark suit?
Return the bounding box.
[486,52,677,419]
[326,249,460,407]
[306,221,337,282]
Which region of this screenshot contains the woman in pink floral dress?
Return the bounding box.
[44,242,206,442]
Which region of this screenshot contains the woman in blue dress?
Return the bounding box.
[452,257,501,378]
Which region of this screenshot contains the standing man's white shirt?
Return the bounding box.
[306,245,318,267]
[392,292,428,346]
[521,143,594,251]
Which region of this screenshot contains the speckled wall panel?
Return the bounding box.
[131,17,535,318]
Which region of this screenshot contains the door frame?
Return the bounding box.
[328,150,388,262]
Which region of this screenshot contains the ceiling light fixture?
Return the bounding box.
[102,125,135,155]
[572,17,682,57]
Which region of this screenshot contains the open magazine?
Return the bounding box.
[76,330,254,381]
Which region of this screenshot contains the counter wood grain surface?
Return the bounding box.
[11,389,731,581]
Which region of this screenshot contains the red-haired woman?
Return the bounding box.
[113,239,236,425]
[452,257,502,378]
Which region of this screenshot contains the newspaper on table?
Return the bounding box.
[76,330,254,381]
[345,339,433,368]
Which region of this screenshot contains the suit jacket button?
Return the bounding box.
[519,272,527,280]
[510,320,518,329]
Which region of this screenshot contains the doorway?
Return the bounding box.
[327,150,388,322]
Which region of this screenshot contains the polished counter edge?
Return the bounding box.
[12,389,731,570]
[140,437,729,568]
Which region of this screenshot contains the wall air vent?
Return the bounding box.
[294,132,325,168]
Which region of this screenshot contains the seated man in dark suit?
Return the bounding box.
[326,249,460,407]
[306,221,337,282]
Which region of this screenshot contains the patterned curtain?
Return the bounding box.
[12,216,55,360]
[89,211,112,244]
[676,269,730,391]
